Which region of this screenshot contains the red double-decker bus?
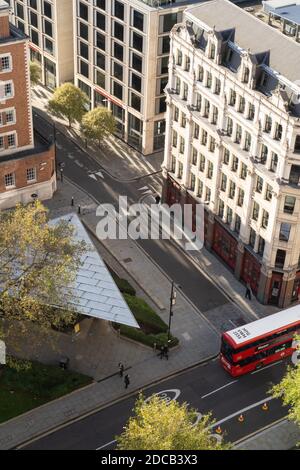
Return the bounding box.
[220,305,300,377]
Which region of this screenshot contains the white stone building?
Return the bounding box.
[162,0,300,307]
[73,0,203,155]
[7,0,74,88]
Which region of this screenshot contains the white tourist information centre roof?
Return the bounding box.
[51,214,139,329]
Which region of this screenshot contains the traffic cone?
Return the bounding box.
[238,414,244,423]
[262,402,269,411]
[215,426,222,434]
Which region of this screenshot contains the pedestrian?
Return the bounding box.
[124,374,130,389]
[245,281,252,300]
[118,362,124,377]
[159,345,164,359]
[164,345,169,360]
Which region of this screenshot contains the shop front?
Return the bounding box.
[268,272,283,305]
[212,221,237,271]
[241,249,261,295]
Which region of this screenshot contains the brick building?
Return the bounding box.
[0,0,56,209]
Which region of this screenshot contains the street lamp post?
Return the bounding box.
[167,281,177,343]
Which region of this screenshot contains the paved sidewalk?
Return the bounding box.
[235,418,300,450]
[32,85,163,181]
[0,179,219,449]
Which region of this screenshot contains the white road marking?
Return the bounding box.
[228,319,237,327]
[88,173,97,180]
[96,439,116,450]
[250,360,283,375]
[212,396,275,428]
[201,381,238,399]
[95,171,104,179]
[138,186,149,191]
[75,159,83,167]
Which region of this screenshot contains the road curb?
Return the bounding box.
[15,353,218,450]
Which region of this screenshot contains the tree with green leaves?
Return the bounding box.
[47,83,89,128]
[81,107,116,147]
[0,201,86,333]
[271,337,300,426]
[29,61,41,87]
[116,395,230,450]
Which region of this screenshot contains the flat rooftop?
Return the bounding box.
[263,0,300,25]
[186,0,300,82]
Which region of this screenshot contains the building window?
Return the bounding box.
[283,196,296,214]
[226,207,233,225]
[27,167,37,182]
[201,130,207,146]
[244,131,251,152]
[265,184,272,201]
[5,109,14,124]
[229,181,236,199]
[197,180,203,198]
[0,55,11,72]
[270,152,278,172]
[192,147,197,165]
[279,223,291,241]
[218,200,224,218]
[234,215,241,234]
[205,187,211,202]
[207,161,213,179]
[231,155,238,172]
[248,103,255,120]
[172,131,177,148]
[237,188,244,207]
[178,162,183,179]
[197,66,204,82]
[4,82,13,98]
[265,116,272,133]
[190,173,195,191]
[252,202,259,221]
[249,228,256,248]
[238,96,245,113]
[194,123,199,139]
[7,133,16,148]
[4,172,15,188]
[275,249,286,268]
[256,176,263,193]
[199,154,205,172]
[274,123,283,141]
[206,72,212,88]
[258,237,265,257]
[229,89,236,106]
[240,163,247,179]
[214,78,221,95]
[261,144,268,163]
[235,125,242,144]
[223,148,230,165]
[261,210,269,229]
[179,137,185,154]
[220,173,227,191]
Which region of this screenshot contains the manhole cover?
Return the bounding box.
[123,258,132,263]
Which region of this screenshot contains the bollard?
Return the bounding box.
[262,402,269,411]
[78,205,81,214]
[215,426,222,434]
[71,197,74,207]
[238,414,244,423]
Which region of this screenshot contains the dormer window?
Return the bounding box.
[209,43,216,60]
[242,66,250,83]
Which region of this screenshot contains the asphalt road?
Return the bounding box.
[34,111,252,332]
[23,355,290,450]
[31,111,288,448]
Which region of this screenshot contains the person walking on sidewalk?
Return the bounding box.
[245,281,252,300]
[118,362,124,377]
[159,345,164,359]
[163,345,169,360]
[124,374,130,389]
